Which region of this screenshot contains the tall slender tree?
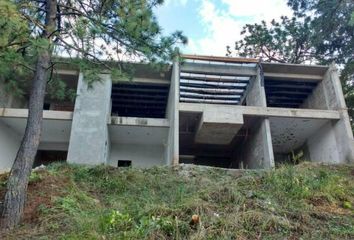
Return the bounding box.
[0,0,186,229]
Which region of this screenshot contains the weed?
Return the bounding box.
[1,162,353,240]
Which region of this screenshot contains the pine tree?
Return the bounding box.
[0,0,186,229]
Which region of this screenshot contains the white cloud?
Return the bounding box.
[165,0,188,7]
[221,0,292,22]
[185,0,292,56]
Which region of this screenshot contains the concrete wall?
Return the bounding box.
[38,142,69,151]
[0,120,21,173]
[246,66,267,106]
[240,118,274,169]
[307,121,340,163]
[164,61,179,165]
[301,80,328,109]
[305,65,354,163]
[108,144,165,168]
[67,73,112,165]
[241,65,274,168]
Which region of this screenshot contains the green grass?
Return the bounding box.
[1,162,354,239]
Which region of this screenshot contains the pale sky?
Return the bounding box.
[156,0,293,56]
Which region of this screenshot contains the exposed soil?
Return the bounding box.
[0,170,70,225]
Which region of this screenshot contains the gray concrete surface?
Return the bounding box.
[0,58,353,172]
[165,60,179,165]
[67,73,112,165]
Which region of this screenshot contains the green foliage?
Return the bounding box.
[228,16,315,64]
[0,0,186,102]
[229,0,354,130]
[29,171,43,183]
[99,210,133,233]
[0,0,28,48]
[0,0,31,98]
[2,163,353,239]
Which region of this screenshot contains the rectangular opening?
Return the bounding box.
[179,59,257,106]
[33,150,67,168]
[118,160,132,167]
[179,114,274,169]
[269,117,329,165]
[111,83,169,118]
[265,78,319,109]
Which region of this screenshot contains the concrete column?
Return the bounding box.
[164,60,179,166]
[241,118,274,169]
[67,72,112,165]
[242,65,274,169]
[307,64,354,163]
[246,65,267,106]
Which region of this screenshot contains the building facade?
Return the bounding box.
[1,55,353,172]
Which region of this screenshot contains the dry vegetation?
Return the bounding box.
[0,162,353,239]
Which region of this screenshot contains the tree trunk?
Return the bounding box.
[1,0,57,230]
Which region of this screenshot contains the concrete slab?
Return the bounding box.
[0,117,72,143]
[181,62,257,77]
[269,117,328,153]
[195,109,244,144]
[179,103,341,120]
[0,108,73,120]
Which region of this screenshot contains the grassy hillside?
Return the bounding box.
[0,163,353,239]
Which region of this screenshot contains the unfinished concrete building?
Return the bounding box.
[1,55,353,172]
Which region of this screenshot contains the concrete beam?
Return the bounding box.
[109,116,169,127]
[182,54,259,63]
[264,72,323,81]
[195,109,243,144]
[0,108,73,120]
[262,62,328,76]
[179,103,340,120]
[181,62,257,77]
[116,77,170,85]
[55,69,79,76]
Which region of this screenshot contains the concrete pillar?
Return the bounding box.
[164,60,179,166]
[241,118,274,169]
[241,65,274,169]
[307,64,354,163]
[67,72,112,165]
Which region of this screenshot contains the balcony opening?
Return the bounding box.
[265,78,319,109]
[111,83,169,118]
[33,150,67,168]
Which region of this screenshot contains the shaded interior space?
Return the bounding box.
[265,78,318,108]
[269,117,329,164]
[179,58,257,105]
[2,117,72,151]
[108,124,168,168]
[0,117,71,171]
[111,83,169,118]
[43,72,79,111]
[33,150,67,168]
[180,112,228,167]
[179,112,262,169]
[262,62,329,109]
